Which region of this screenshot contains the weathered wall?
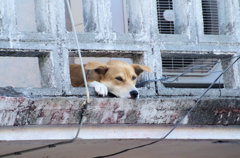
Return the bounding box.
[0,96,240,127]
[0,0,240,96]
[0,1,240,132]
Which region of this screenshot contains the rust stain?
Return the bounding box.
[99,101,110,109]
[0,96,6,100]
[102,116,116,124]
[117,111,125,119]
[137,111,141,116]
[9,97,15,102]
[59,104,74,114]
[50,111,64,123]
[113,102,119,111]
[38,110,45,117]
[215,108,240,115]
[99,102,106,108]
[170,112,179,121]
[233,109,240,113]
[17,97,25,104]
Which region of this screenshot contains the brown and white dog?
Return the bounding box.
[70,60,151,99]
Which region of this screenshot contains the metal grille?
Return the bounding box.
[156,0,174,34]
[162,57,218,76]
[202,0,219,35]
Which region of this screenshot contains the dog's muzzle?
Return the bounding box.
[129,90,138,99]
[108,90,139,99]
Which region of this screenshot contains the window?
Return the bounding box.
[0,50,52,89]
[15,0,37,32]
[156,0,175,34]
[202,0,219,35]
[162,57,218,76]
[110,0,127,33]
[161,55,224,88]
[0,56,41,88]
[65,0,84,32]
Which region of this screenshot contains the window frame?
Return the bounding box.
[156,0,191,43]
[196,0,239,43]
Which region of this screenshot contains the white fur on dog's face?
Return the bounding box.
[100,65,138,98]
[85,60,151,98]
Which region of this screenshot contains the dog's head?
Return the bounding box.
[85,60,151,98]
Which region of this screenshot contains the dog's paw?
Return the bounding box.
[89,81,108,97]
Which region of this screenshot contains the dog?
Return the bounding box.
[70,60,151,99]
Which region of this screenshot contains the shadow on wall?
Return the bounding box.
[69,57,133,65]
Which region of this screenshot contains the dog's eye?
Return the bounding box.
[115,77,123,81]
[132,76,136,80]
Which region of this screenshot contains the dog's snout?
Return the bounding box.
[130,90,138,99]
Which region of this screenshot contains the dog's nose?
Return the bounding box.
[130,90,138,99]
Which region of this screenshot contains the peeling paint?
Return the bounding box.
[1,97,240,126]
[189,99,240,125]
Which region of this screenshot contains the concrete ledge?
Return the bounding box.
[1,125,240,141]
[156,88,240,97]
[4,87,240,98]
[161,50,235,58]
[0,96,240,127]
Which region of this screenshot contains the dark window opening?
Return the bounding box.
[0,57,41,88]
[202,0,219,35]
[156,0,174,34]
[162,57,218,76]
[162,56,223,88]
[65,0,84,32]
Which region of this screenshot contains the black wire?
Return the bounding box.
[136,64,210,87]
[93,140,160,158]
[92,56,240,158]
[0,102,88,158]
[218,78,222,97]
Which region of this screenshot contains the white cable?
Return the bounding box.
[65,0,90,103]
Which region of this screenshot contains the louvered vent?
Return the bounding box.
[162,57,218,76]
[202,0,219,35]
[156,0,175,34]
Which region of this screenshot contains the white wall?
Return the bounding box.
[0,57,41,87]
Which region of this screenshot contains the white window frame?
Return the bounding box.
[156,0,191,43]
[195,0,240,43]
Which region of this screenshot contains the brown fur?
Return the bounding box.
[70,60,151,98]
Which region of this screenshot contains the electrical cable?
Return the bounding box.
[65,0,90,103]
[0,101,87,158]
[0,1,90,157]
[92,56,240,158]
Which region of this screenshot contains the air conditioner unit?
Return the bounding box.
[202,0,219,35]
[156,0,175,34]
[162,56,223,88]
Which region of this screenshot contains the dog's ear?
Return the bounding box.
[85,62,108,75]
[132,64,151,76]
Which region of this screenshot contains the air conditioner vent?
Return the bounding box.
[202,0,219,35]
[162,57,219,76]
[156,0,174,34]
